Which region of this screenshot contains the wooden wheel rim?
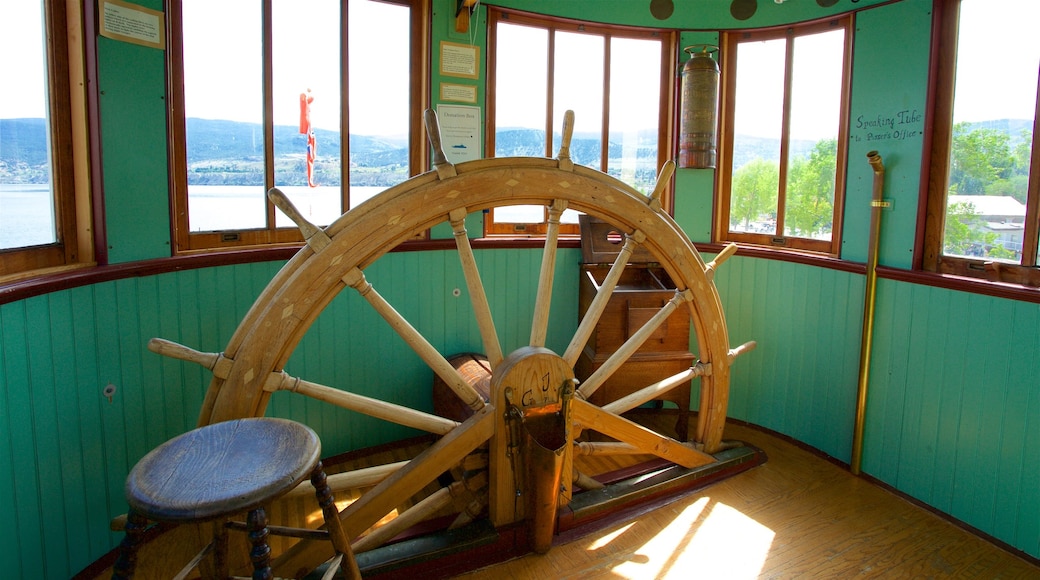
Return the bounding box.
[199,157,732,452]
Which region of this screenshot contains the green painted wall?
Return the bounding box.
[842,0,931,268]
[95,0,171,264]
[865,280,1040,557]
[713,256,864,461]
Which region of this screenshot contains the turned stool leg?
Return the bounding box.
[311,461,362,580]
[210,519,229,579]
[111,510,148,579]
[247,508,273,580]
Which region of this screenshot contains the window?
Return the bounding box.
[486,10,673,236]
[924,0,1040,287]
[0,0,86,277]
[717,19,851,255]
[170,0,425,252]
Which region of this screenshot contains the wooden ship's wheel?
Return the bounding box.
[148,110,757,577]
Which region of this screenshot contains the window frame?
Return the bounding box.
[922,0,1040,287]
[0,0,88,279]
[485,8,676,238]
[167,0,429,253]
[715,17,853,256]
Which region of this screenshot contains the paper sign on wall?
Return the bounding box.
[436,105,482,164]
[100,0,166,50]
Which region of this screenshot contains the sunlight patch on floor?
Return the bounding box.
[586,521,636,551]
[612,498,774,579]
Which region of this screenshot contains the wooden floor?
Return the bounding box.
[456,420,1040,579]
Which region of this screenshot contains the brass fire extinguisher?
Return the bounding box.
[679,45,720,169]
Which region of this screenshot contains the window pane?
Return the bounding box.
[944,0,1038,263]
[0,1,56,249]
[495,23,548,156]
[348,0,410,209]
[494,22,549,225]
[729,38,784,234]
[783,29,844,241]
[494,206,545,224]
[273,0,341,227]
[608,36,661,195]
[553,31,604,169]
[183,0,265,232]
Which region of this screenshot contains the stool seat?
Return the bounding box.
[125,417,321,522]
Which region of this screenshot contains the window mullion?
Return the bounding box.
[600,35,611,172]
[262,0,276,230]
[546,28,556,158]
[775,32,795,238]
[341,1,351,213]
[1021,69,1040,266]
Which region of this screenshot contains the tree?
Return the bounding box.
[785,138,837,238]
[949,122,1014,194]
[944,123,1030,260]
[730,158,778,231]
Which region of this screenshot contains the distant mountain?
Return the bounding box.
[184,118,406,165]
[0,118,50,183]
[6,117,1033,186]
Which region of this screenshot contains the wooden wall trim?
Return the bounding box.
[5,240,1039,306]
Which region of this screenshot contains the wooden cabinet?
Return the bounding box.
[575,217,693,441]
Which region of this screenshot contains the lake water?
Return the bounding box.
[0,184,387,249]
[189,185,389,231]
[0,184,55,249]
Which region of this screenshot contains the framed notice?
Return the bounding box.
[440,83,478,103]
[99,0,166,50]
[440,41,480,79]
[436,105,482,164]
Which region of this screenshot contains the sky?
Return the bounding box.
[953,0,1040,123]
[1,2,47,119]
[180,0,409,136]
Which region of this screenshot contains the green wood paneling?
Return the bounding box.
[865,280,1040,556]
[714,256,862,462]
[3,250,1040,576]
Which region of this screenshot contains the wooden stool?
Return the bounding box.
[111,417,360,580]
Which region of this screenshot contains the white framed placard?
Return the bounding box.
[100,0,166,50]
[436,105,482,163]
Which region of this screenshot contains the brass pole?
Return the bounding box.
[851,150,886,475]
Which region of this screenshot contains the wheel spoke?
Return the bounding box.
[576,288,693,401]
[599,365,709,416]
[562,230,646,366]
[570,399,715,468]
[342,267,486,411]
[450,208,503,368]
[264,371,460,435]
[272,407,496,574]
[530,199,568,348]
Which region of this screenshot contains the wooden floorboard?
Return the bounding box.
[455,420,1040,579]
